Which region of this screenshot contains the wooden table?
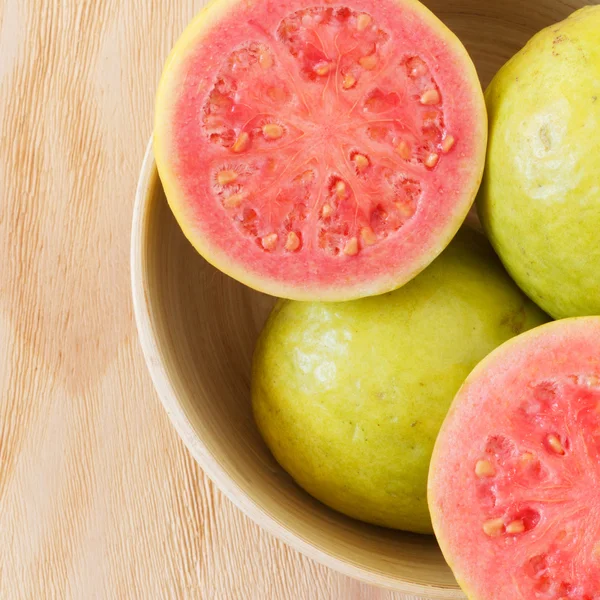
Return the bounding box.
[0,1,421,597]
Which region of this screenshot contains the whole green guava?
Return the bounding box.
[251,229,548,533]
[478,6,600,319]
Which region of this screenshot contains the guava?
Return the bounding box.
[154,0,487,301]
[251,228,547,533]
[429,317,600,599]
[478,6,600,319]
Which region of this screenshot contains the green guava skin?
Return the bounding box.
[251,229,548,534]
[478,6,600,319]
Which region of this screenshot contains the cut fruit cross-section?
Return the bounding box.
[429,318,600,600]
[154,0,487,300]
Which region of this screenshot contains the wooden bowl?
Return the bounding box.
[131,0,592,595]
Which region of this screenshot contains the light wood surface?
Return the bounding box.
[0,0,594,598]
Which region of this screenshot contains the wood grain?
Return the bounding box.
[0,0,423,597]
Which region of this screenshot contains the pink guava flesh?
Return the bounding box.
[429,317,600,600]
[157,0,485,299]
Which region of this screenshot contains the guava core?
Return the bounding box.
[478,6,600,319]
[252,228,548,533]
[154,0,487,301]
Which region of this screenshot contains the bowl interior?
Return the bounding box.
[132,0,593,596]
[136,171,458,596]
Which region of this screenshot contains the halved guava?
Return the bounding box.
[154,0,487,300]
[429,317,600,599]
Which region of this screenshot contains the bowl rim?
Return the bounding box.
[131,137,464,598]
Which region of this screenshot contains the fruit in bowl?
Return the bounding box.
[429,317,600,599]
[154,0,487,301]
[252,228,547,533]
[478,5,600,319]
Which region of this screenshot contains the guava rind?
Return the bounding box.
[252,228,548,533]
[478,5,600,319]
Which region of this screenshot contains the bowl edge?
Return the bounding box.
[130,136,465,599]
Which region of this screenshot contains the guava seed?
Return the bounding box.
[218,170,238,185]
[395,202,414,217]
[224,192,244,208]
[263,123,284,139]
[232,132,250,153]
[315,62,332,76]
[353,153,370,171]
[261,233,278,251]
[547,434,565,455]
[483,518,504,537]
[425,153,439,168]
[395,141,411,160]
[259,51,273,69]
[506,520,525,534]
[344,237,359,256]
[420,89,441,105]
[359,55,378,70]
[520,452,536,464]
[285,231,300,251]
[357,13,372,31]
[442,135,455,153]
[335,180,347,197]
[321,204,333,218]
[475,459,495,478]
[361,226,377,246]
[343,73,357,89]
